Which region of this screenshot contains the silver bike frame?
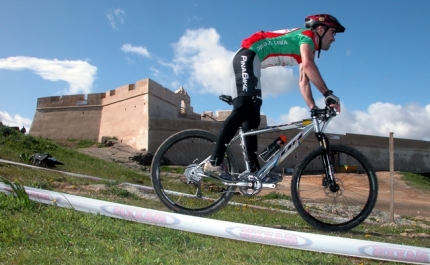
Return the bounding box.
[229,113,334,180]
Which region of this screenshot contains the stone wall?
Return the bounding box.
[30,105,102,140]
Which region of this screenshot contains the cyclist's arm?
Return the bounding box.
[299,43,330,95]
[299,65,316,109]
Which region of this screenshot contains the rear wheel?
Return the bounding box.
[291,144,378,231]
[151,129,238,216]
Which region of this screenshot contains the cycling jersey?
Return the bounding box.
[212,27,324,170]
[241,28,316,68]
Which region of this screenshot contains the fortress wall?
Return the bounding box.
[30,106,102,140]
[148,117,223,154]
[99,81,149,150]
[100,84,140,106]
[147,79,180,119]
[36,94,86,108]
[87,93,106,105]
[341,133,430,172]
[36,93,106,109]
[99,95,148,150]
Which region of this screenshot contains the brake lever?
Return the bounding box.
[325,107,338,117]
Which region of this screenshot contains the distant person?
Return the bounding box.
[20,126,26,134]
[204,14,344,183]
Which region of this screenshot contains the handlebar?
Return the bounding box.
[310,107,337,121]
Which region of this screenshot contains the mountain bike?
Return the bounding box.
[151,95,378,231]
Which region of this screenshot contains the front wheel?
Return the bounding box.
[291,144,378,231]
[151,129,238,216]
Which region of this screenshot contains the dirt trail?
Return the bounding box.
[261,171,430,218]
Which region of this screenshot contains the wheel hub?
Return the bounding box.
[323,178,343,198]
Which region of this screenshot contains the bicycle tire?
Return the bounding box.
[151,129,238,216]
[291,144,378,231]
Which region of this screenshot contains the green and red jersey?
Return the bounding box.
[241,28,317,68]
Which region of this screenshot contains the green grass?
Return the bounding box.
[0,126,151,186]
[0,128,429,264]
[400,172,430,191]
[262,191,292,200]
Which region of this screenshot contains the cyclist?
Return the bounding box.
[204,14,344,183]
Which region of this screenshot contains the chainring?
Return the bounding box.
[238,172,262,196]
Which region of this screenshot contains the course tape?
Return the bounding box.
[0,182,429,264]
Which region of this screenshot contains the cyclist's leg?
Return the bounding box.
[210,96,254,166]
[242,97,262,171]
[210,48,260,166]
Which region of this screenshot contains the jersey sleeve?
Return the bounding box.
[297,29,316,51]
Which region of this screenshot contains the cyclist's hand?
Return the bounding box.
[324,90,341,113]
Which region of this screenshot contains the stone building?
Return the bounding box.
[29,78,430,173]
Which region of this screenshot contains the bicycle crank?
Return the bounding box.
[236,172,275,196]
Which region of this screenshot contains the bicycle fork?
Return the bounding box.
[316,132,340,192]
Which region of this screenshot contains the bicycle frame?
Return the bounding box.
[228,109,336,182]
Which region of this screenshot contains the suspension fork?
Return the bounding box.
[315,132,339,191]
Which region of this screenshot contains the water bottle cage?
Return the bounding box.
[259,148,280,162]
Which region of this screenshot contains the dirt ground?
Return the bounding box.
[262,171,430,219]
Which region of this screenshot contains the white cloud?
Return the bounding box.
[170,28,299,98]
[260,67,298,98]
[121,44,151,58]
[278,102,430,141]
[171,28,233,95]
[0,56,97,94]
[279,106,310,123]
[0,111,32,130]
[106,8,125,30]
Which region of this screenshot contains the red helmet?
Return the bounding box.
[305,14,345,33]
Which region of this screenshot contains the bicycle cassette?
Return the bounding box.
[184,164,203,184]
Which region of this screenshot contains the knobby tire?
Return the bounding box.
[291,144,378,231]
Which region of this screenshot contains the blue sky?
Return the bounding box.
[1,0,429,141]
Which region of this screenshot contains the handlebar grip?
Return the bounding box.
[325,98,338,105]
